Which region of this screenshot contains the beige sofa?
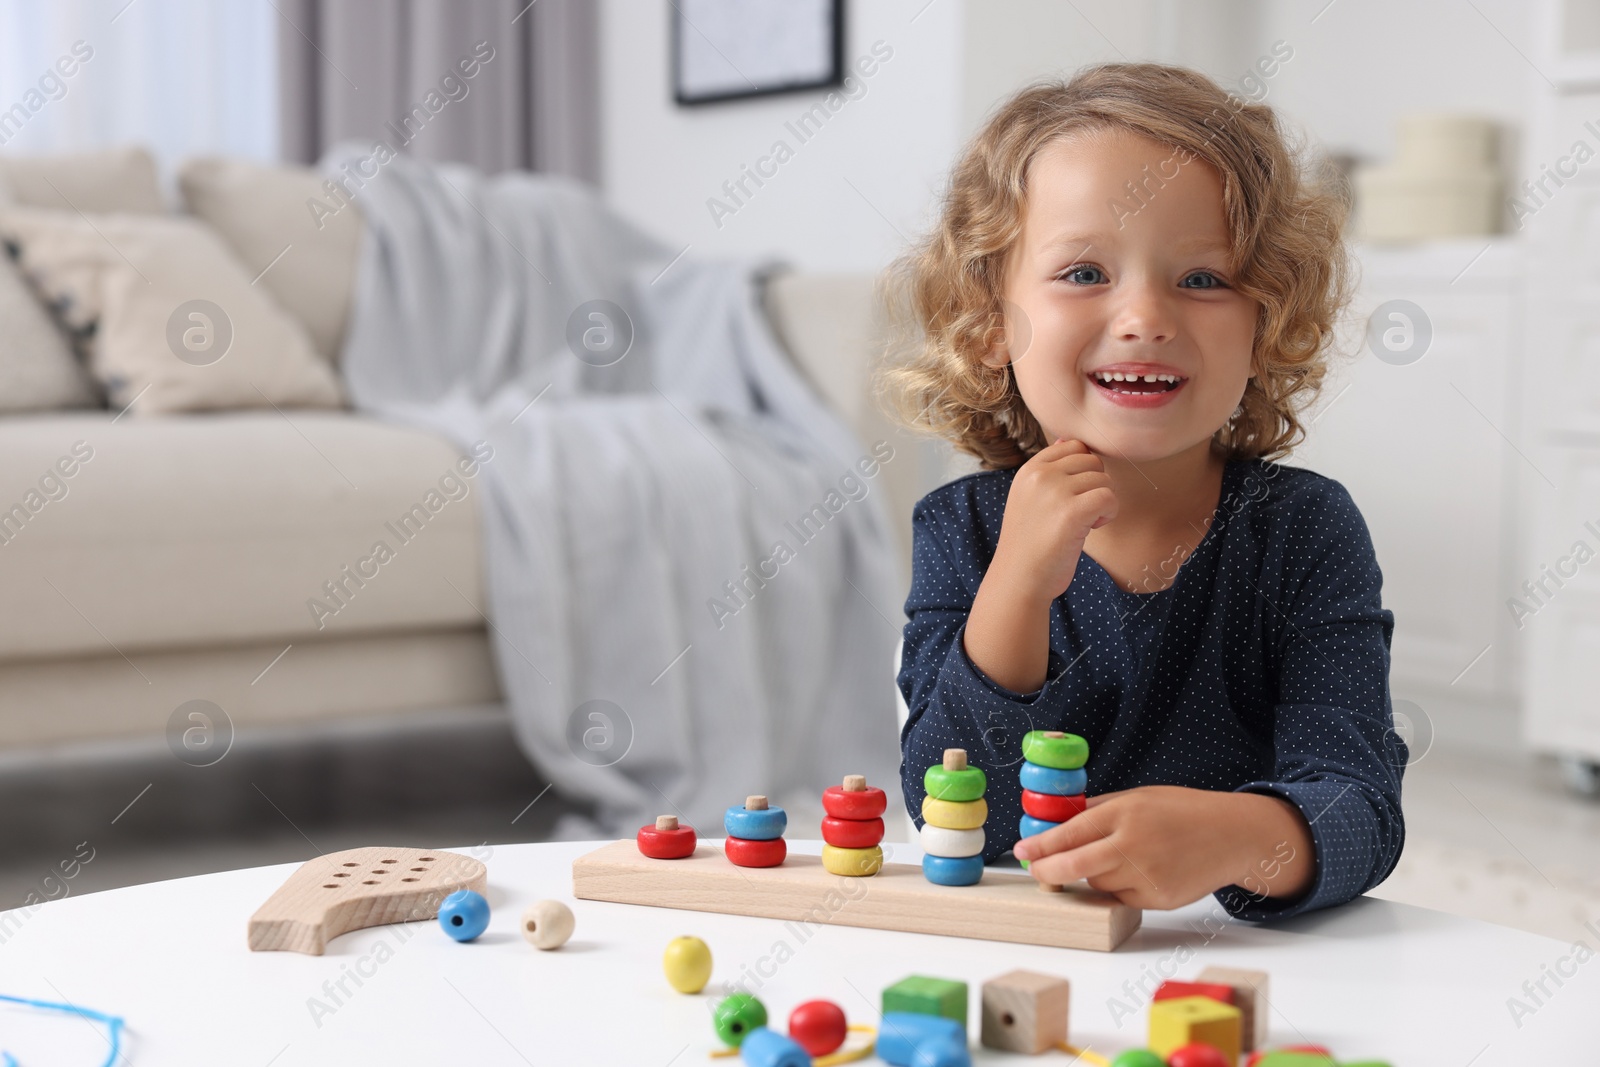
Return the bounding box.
[0,150,926,751]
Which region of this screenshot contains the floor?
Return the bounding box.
[3,703,1597,945]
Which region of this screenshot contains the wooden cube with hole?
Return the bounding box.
[1148,994,1242,1064]
[1195,965,1270,1052]
[979,969,1070,1054]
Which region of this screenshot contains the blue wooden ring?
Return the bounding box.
[724,805,787,841]
[1019,761,1086,796]
[1018,813,1061,842]
[921,852,984,886]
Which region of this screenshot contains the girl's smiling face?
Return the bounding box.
[988,129,1261,464]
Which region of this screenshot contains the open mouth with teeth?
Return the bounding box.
[1090,371,1185,394]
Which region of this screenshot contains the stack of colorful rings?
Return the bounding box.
[920,748,987,886]
[1017,730,1088,870]
[725,794,788,868]
[820,774,886,876]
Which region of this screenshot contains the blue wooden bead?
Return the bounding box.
[921,853,984,886]
[913,1035,973,1067]
[877,1013,965,1066]
[724,803,788,841]
[1019,761,1086,796]
[438,889,489,942]
[739,1026,810,1067]
[1018,813,1061,841]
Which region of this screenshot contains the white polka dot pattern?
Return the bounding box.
[895,458,1407,921]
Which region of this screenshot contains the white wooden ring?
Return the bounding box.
[920,823,985,858]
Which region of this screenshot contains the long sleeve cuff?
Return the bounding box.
[1214,777,1392,922]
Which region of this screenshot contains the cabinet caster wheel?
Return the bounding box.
[1558,754,1600,797]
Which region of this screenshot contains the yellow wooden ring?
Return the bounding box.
[921,795,988,830]
[821,843,883,876]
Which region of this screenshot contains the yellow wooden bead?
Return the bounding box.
[921,795,988,831]
[821,843,883,876]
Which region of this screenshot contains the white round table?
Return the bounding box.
[0,839,1590,1064]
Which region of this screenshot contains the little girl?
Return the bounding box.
[880,63,1405,920]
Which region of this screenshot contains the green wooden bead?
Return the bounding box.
[713,993,768,1047]
[1021,730,1088,770]
[923,762,986,802]
[1109,1052,1165,1067]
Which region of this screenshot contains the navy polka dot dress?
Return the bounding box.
[897,458,1406,921]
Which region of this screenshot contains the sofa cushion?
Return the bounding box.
[178,157,362,363]
[0,145,165,214]
[0,255,99,412]
[0,208,344,414]
[0,412,486,660]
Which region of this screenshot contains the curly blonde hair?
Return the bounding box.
[875,62,1354,469]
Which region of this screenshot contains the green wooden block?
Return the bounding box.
[1252,1055,1337,1067]
[882,975,969,1033]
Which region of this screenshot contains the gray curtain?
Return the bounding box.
[275,0,598,182]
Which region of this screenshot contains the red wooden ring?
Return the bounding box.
[822,784,887,820]
[821,815,884,850]
[636,823,697,859]
[725,835,787,868]
[1021,789,1086,823]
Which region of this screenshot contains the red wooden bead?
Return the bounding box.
[1167,1044,1229,1067]
[822,783,887,820]
[1020,789,1086,823]
[1153,979,1235,1005]
[821,815,884,849]
[788,999,848,1056]
[636,820,697,859]
[725,835,787,868]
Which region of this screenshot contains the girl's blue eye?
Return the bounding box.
[1181,271,1228,289]
[1057,265,1105,285]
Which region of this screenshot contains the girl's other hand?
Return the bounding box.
[1011,785,1316,910]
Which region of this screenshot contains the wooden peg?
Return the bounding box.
[1043,731,1065,738]
[746,795,769,810]
[656,815,679,831]
[943,749,968,772]
[843,774,866,792]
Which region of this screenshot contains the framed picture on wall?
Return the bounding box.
[672,0,844,106]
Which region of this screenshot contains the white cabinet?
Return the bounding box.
[1295,240,1525,708]
[1516,2,1600,765]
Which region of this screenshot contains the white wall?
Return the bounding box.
[599,0,1538,269]
[598,0,964,273]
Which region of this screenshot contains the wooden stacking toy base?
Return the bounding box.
[571,839,1141,952]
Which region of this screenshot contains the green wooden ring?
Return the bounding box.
[1021,730,1088,770]
[923,763,986,802]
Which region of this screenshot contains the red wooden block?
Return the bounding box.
[1020,789,1087,823]
[637,816,697,859]
[822,780,888,820]
[821,815,885,849]
[725,835,787,868]
[1154,980,1236,1005]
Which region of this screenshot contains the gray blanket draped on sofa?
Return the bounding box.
[324,146,902,835]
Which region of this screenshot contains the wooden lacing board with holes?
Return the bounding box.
[247,846,488,955]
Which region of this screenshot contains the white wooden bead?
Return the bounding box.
[521,899,575,950]
[920,823,985,858]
